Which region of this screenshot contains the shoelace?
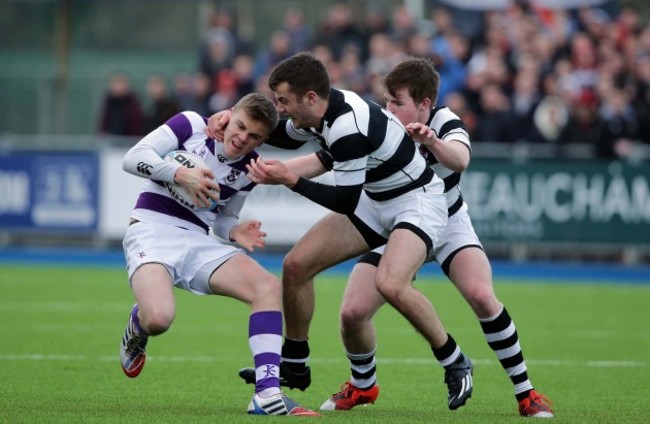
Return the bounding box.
[126,323,147,353]
[332,381,354,399]
[529,392,553,408]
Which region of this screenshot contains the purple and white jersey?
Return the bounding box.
[124,111,258,237]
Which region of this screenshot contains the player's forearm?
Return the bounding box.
[291,178,361,215]
[211,194,245,240]
[122,128,180,182]
[212,215,238,241]
[426,140,470,173]
[284,154,327,179]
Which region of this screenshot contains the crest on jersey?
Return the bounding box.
[226,168,242,183]
[217,153,228,163]
[419,145,436,165]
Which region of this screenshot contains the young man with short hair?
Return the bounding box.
[119,93,319,416]
[319,58,553,418]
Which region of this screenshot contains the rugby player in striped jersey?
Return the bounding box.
[317,58,553,418]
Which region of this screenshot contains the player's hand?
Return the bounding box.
[205,110,232,140]
[229,220,266,252]
[406,122,440,146]
[246,157,299,187]
[173,166,220,208]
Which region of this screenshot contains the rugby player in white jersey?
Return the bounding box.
[119,93,319,416]
[314,58,552,418]
[207,52,475,411]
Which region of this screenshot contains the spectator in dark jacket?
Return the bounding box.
[99,71,145,136]
[144,74,180,133]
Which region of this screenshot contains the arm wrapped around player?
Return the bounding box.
[206,111,308,150]
[246,156,362,215]
[291,178,361,215]
[315,149,334,171]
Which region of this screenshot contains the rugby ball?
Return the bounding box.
[163,150,218,211]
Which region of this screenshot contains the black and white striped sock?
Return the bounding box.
[347,348,377,390]
[432,333,464,367]
[480,306,534,399]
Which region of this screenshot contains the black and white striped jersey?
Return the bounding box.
[418,106,471,215]
[270,88,436,207]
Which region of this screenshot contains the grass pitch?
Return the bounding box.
[1,264,649,423]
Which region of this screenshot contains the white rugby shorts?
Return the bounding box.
[371,203,482,266]
[354,178,447,252]
[123,221,243,295]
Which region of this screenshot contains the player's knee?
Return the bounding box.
[282,251,309,283]
[141,309,174,335]
[465,286,499,316]
[340,302,372,328]
[375,276,402,305]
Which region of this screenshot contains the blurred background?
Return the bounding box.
[0,0,648,266]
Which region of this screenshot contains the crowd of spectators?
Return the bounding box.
[99,1,650,160]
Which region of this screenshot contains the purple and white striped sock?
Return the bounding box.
[249,311,282,396]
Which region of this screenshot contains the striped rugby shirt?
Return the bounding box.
[418,106,471,216]
[270,88,439,213]
[128,111,257,236]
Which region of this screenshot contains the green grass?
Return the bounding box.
[1,265,649,423]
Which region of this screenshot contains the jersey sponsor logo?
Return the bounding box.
[171,153,197,168]
[136,162,153,176]
[165,183,197,210]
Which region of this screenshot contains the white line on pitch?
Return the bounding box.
[0,354,645,368]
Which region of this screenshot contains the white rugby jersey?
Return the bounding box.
[418,106,471,216]
[273,88,437,201]
[123,111,257,237]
